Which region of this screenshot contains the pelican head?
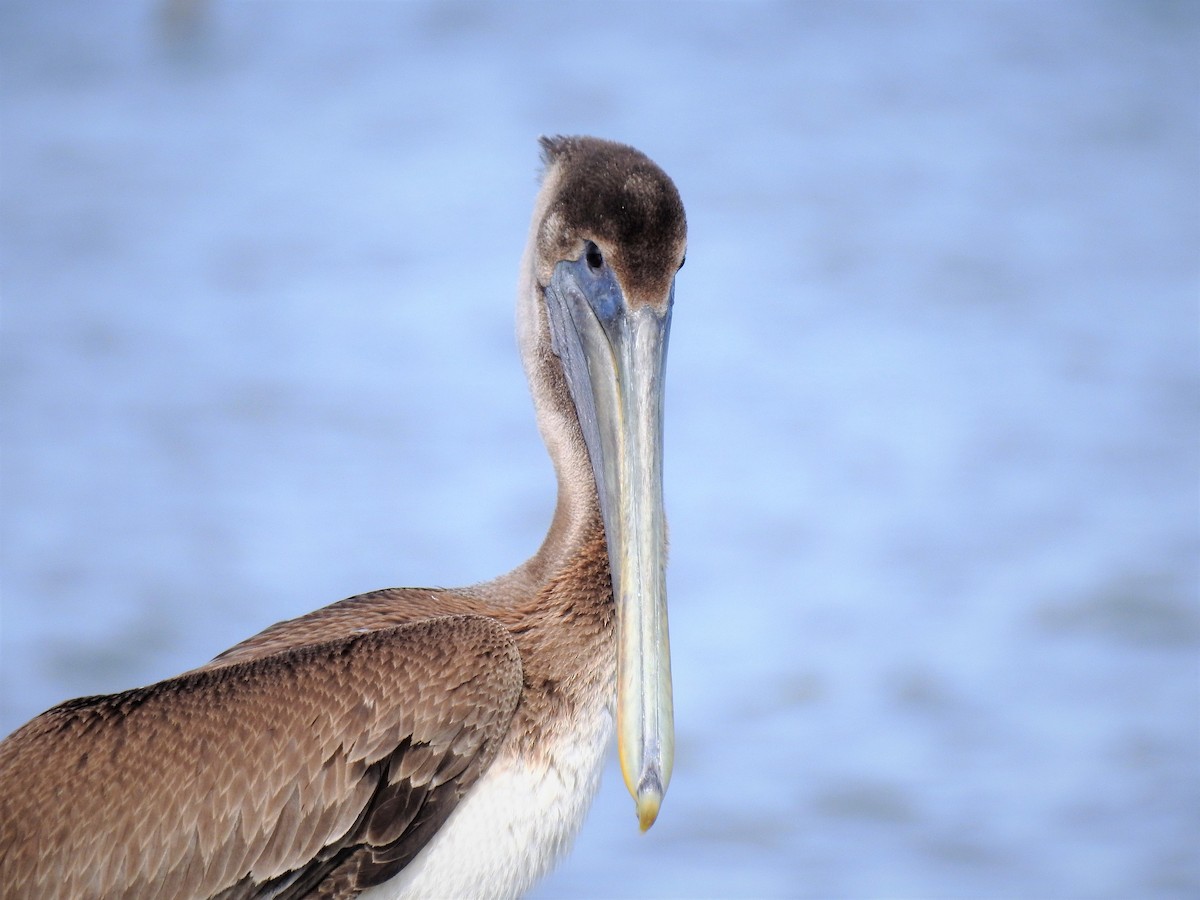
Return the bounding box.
[519,136,686,831]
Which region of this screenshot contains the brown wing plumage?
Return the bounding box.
[0,614,522,900]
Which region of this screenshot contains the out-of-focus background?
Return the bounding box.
[2,2,1197,897]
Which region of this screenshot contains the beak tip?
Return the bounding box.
[634,768,666,832]
[636,789,662,832]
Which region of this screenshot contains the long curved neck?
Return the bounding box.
[516,263,605,576]
[499,164,603,582]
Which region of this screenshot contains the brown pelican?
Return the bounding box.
[0,136,686,899]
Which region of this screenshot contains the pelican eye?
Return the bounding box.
[584,241,604,272]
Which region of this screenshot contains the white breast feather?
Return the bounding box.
[360,702,614,900]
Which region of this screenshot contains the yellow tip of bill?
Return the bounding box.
[636,784,663,832]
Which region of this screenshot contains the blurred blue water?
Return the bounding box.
[2,2,1197,897]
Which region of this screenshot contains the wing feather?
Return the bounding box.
[0,614,522,899]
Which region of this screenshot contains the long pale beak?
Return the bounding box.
[545,253,674,831]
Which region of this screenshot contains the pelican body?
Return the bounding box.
[0,137,687,899]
